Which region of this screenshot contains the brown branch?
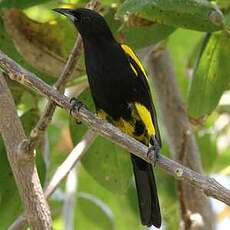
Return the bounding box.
[1,51,230,208]
[146,49,214,229]
[9,129,96,229]
[0,74,52,229]
[28,0,101,148]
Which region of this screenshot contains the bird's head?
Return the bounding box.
[53,8,114,42]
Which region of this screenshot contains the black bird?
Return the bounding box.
[53,8,162,228]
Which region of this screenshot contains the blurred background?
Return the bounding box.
[0,0,230,229]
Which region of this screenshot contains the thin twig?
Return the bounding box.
[1,51,230,207]
[63,166,78,230]
[0,74,52,229]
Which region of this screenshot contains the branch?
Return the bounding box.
[145,48,214,229]
[63,166,78,230]
[28,0,101,148]
[9,129,96,229]
[1,51,230,207]
[0,74,52,229]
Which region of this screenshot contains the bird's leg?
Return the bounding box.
[147,138,161,167]
[69,97,87,124]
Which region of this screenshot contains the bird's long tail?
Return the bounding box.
[131,154,161,228]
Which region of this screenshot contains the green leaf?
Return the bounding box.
[0,16,55,84]
[196,131,217,171]
[216,0,230,9]
[121,23,175,49]
[224,12,230,31]
[77,166,142,229]
[187,36,207,72]
[117,0,224,32]
[0,0,51,9]
[70,89,132,194]
[213,147,230,172]
[167,28,203,97]
[18,91,38,113]
[21,108,39,135]
[1,9,80,79]
[75,192,114,230]
[188,32,230,118]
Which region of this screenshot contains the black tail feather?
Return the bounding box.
[131,154,161,228]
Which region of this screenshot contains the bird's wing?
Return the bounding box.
[121,44,161,147]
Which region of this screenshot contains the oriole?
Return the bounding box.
[54,8,162,228]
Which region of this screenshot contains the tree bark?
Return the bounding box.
[0,74,52,229]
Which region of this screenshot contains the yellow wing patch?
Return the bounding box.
[134,103,155,137]
[97,109,134,136]
[97,110,107,120]
[97,103,156,145]
[121,44,148,79]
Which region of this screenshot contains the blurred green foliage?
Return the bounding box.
[116,0,224,31]
[0,0,230,229]
[188,31,230,118]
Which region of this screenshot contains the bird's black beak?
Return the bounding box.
[52,8,76,22]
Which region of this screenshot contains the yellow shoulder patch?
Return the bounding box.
[97,109,134,136]
[97,105,155,144]
[121,44,148,79]
[134,103,155,137]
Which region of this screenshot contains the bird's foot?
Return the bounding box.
[147,139,160,167]
[69,97,86,125]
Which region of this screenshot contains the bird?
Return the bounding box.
[53,8,162,228]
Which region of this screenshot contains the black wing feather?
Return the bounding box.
[128,54,161,146]
[122,45,162,228]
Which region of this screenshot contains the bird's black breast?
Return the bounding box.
[83,40,141,120]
